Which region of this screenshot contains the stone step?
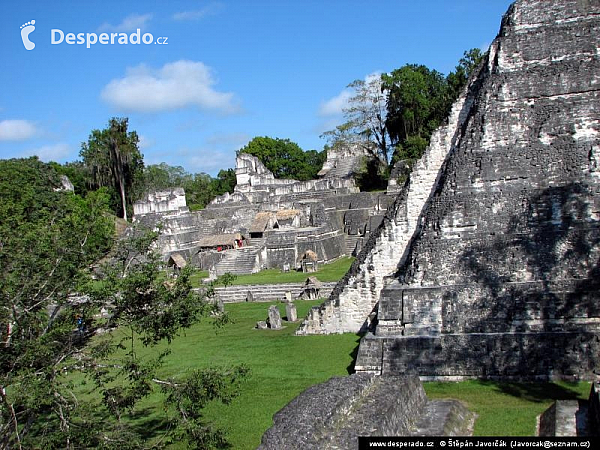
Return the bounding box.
[212,282,337,303]
[344,234,364,256]
[214,247,261,276]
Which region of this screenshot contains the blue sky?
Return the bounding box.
[1,0,513,176]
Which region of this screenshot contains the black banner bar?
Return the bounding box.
[358,436,599,450]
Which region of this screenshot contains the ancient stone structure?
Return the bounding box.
[134,153,392,278]
[297,58,475,335]
[267,305,282,330]
[301,0,600,380]
[133,188,187,215]
[285,302,298,322]
[317,142,372,179]
[258,374,474,449]
[538,383,600,436]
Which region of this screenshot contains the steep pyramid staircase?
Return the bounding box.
[214,246,261,276]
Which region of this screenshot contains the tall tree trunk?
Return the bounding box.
[119,179,127,222]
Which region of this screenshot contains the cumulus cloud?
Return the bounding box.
[319,71,382,118]
[98,13,153,32]
[101,60,239,114]
[318,90,352,117]
[173,3,223,21]
[24,142,71,162]
[0,119,37,141]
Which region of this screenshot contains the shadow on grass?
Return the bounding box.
[127,407,172,442]
[346,334,363,375]
[476,380,587,403]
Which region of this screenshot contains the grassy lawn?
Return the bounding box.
[102,299,359,449]
[227,256,355,285]
[70,299,592,448]
[424,380,591,436]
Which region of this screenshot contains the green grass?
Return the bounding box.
[189,269,209,285]
[69,299,593,448]
[424,380,591,436]
[226,256,355,285]
[93,299,359,449]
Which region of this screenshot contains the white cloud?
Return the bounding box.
[189,151,234,173]
[173,3,223,21]
[24,142,71,162]
[205,132,250,148]
[138,135,154,150]
[319,72,381,117]
[318,90,352,117]
[0,119,37,141]
[98,13,152,32]
[101,60,239,114]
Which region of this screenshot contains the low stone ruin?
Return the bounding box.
[539,383,600,436]
[267,305,282,330]
[133,187,187,215]
[258,374,474,449]
[285,302,297,322]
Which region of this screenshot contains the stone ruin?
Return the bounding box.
[298,0,600,381]
[258,374,474,449]
[133,187,188,215]
[133,150,393,277]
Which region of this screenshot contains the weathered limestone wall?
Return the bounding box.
[318,142,372,179]
[296,68,477,335]
[211,153,359,206]
[356,0,600,379]
[133,187,187,215]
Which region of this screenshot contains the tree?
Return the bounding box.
[321,74,391,166]
[82,227,247,448]
[209,168,237,196]
[447,48,486,99]
[239,136,325,181]
[80,118,144,221]
[382,64,451,155]
[0,158,247,448]
[0,158,114,449]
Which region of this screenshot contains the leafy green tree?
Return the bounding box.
[447,48,486,99]
[382,64,451,153]
[321,75,391,166]
[209,168,237,197]
[239,137,325,180]
[135,162,193,196]
[0,157,114,449]
[184,172,215,210]
[0,158,247,448]
[48,161,91,196]
[81,227,247,448]
[80,117,144,221]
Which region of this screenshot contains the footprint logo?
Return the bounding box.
[20,20,36,50]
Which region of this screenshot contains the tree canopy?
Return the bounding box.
[321,48,486,177]
[0,157,247,448]
[80,117,144,221]
[321,75,391,166]
[239,136,326,181]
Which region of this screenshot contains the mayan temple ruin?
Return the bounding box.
[133,147,392,279]
[298,0,600,380]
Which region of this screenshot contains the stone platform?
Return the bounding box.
[258,374,474,450]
